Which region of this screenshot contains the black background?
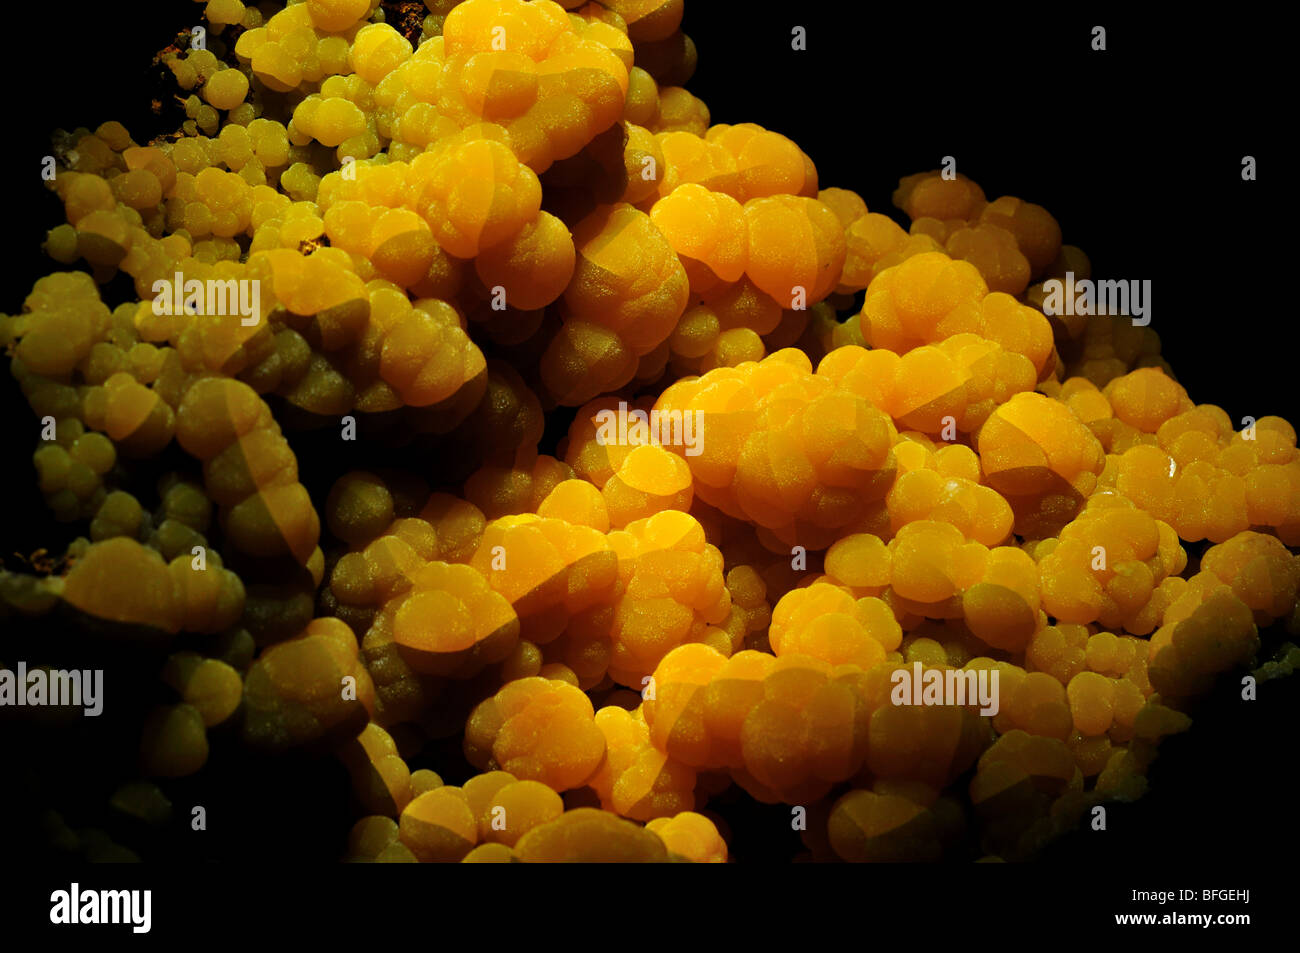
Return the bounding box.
[0,0,1293,909]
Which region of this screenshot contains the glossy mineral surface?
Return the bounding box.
[2,0,1297,863]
